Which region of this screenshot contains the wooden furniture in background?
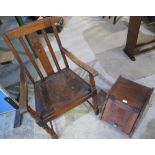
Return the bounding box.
[100,76,153,137]
[124,16,155,61]
[109,16,117,24]
[102,16,117,24]
[3,17,99,138]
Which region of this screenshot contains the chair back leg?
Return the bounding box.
[92,91,99,115]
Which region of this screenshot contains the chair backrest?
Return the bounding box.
[3,17,69,84]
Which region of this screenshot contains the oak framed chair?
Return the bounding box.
[3,17,99,138]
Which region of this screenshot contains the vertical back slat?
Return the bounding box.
[41,29,61,71]
[3,35,35,84]
[28,33,54,76]
[19,37,44,79]
[50,20,69,68]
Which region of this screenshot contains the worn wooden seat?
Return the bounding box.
[35,68,91,119]
[3,17,99,138]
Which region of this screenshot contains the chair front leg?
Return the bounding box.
[38,121,58,139]
[49,121,58,139]
[89,73,99,115]
[27,106,58,138]
[92,91,99,115]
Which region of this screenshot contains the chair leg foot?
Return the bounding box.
[49,121,58,139]
[28,106,58,139]
[41,122,58,139]
[52,133,59,139]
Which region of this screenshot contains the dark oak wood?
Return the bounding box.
[100,76,153,137]
[124,17,141,61]
[124,16,155,61]
[34,68,93,119]
[3,17,99,138]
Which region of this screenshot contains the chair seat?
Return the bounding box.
[34,68,91,118]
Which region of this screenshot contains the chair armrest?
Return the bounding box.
[62,47,98,76]
[19,65,28,113]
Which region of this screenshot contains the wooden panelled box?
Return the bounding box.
[100,76,153,137]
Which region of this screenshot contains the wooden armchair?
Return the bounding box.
[3,17,99,138]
